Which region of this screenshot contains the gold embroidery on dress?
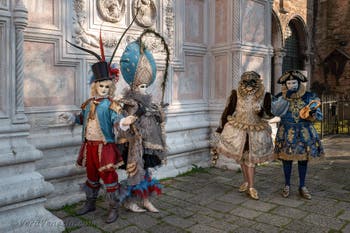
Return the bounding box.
[289,98,305,123]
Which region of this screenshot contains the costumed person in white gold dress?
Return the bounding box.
[117,29,170,212]
[214,71,274,200]
[271,70,324,200]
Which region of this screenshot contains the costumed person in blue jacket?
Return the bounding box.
[117,29,169,212]
[60,25,138,223]
[271,70,324,200]
[214,71,274,200]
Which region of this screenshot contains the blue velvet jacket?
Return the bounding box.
[76,97,123,143]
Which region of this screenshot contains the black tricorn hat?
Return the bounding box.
[92,61,110,82]
[277,70,308,84]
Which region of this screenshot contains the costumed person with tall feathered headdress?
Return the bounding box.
[116,29,169,213]
[59,13,139,223]
[213,71,274,200]
[271,70,324,200]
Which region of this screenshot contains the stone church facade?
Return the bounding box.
[0,0,319,232]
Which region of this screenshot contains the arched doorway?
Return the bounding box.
[282,17,309,86]
[283,20,305,72]
[271,15,310,94]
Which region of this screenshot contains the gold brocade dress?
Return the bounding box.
[217,85,274,165]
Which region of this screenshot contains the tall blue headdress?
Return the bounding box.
[120,29,170,104]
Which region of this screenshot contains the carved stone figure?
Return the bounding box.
[97,0,125,23]
[132,0,157,27]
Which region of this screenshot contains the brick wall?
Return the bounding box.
[312,0,350,95]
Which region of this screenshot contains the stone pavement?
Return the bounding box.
[53,135,350,233]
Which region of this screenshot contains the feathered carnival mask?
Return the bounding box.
[66,8,140,84]
[120,29,170,103]
[277,70,308,84]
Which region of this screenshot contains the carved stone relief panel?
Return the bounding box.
[23,0,55,26]
[242,0,265,44]
[215,0,228,44]
[185,0,204,44]
[242,53,265,80]
[164,0,174,57]
[214,55,228,99]
[132,0,157,28]
[24,42,76,107]
[173,55,204,101]
[73,0,99,48]
[97,0,125,23]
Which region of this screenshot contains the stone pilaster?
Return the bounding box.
[13,0,27,123]
[0,0,65,232]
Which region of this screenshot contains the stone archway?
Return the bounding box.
[283,16,311,87]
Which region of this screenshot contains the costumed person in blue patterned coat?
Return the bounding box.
[271,70,324,200]
[117,29,169,213]
[60,25,138,223]
[214,71,274,200]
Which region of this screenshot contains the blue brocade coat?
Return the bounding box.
[272,85,324,161]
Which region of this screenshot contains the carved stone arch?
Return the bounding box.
[286,15,309,57]
[282,15,309,75]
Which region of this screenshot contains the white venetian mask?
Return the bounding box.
[96,80,111,97]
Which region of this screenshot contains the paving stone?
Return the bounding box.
[187,224,223,233]
[283,219,330,233]
[342,222,350,233]
[268,196,304,208]
[145,222,184,233]
[205,200,237,213]
[230,227,260,233]
[206,220,239,232]
[98,217,131,232]
[125,213,159,229]
[241,199,277,212]
[70,226,101,233]
[210,176,233,184]
[189,205,227,220]
[167,206,195,218]
[252,222,280,233]
[165,189,195,201]
[114,225,147,233]
[162,215,195,228]
[230,206,263,220]
[186,213,216,224]
[303,213,346,230]
[216,192,247,205]
[271,206,308,219]
[255,213,291,227]
[338,210,350,221]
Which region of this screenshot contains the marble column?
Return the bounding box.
[0,1,65,232]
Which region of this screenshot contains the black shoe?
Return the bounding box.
[105,207,119,223]
[76,199,96,215]
[105,192,120,223]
